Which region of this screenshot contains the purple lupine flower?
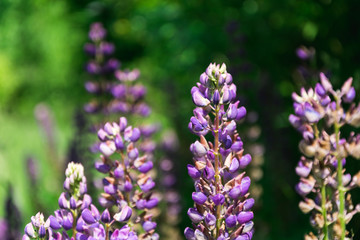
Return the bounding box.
[186,63,254,239]
[109,69,151,116]
[95,117,158,238]
[23,161,140,240]
[290,73,360,239]
[296,46,315,60]
[84,22,123,116]
[23,213,51,239]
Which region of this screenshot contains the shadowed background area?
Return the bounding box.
[1,0,360,239]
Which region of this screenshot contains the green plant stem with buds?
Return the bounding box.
[71,210,77,236]
[321,183,329,240]
[315,124,329,240]
[335,121,346,240]
[214,105,222,239]
[334,95,346,240]
[105,223,110,240]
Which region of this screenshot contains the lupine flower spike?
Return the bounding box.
[24,162,145,239]
[84,22,150,117]
[290,73,360,240]
[96,117,158,239]
[186,63,254,240]
[84,22,120,115]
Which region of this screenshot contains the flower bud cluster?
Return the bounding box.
[23,213,50,239]
[109,69,151,116]
[84,23,120,114]
[84,22,150,116]
[96,117,158,239]
[85,23,119,76]
[45,162,96,239]
[290,73,360,239]
[186,63,254,240]
[294,46,317,81]
[24,162,157,239]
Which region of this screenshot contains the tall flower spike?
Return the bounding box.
[45,162,97,238]
[23,212,51,239]
[84,22,120,115]
[290,72,360,240]
[96,117,158,239]
[24,162,134,239]
[186,63,254,240]
[84,22,150,117]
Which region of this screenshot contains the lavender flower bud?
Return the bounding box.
[136,199,146,209]
[228,102,239,120]
[187,208,204,223]
[203,165,215,179]
[184,227,195,240]
[145,198,159,209]
[319,72,332,91]
[225,215,237,228]
[143,221,157,232]
[38,225,46,238]
[192,192,207,205]
[101,209,111,223]
[190,141,207,157]
[304,105,321,123]
[115,134,124,150]
[213,90,220,105]
[192,91,210,107]
[187,164,201,179]
[237,211,254,224]
[229,177,251,199]
[344,87,356,103]
[236,107,247,121]
[229,158,240,173]
[95,162,111,173]
[70,197,77,210]
[49,216,61,230]
[231,140,243,152]
[140,178,155,192]
[89,22,106,41]
[58,193,68,209]
[211,193,225,205]
[205,213,216,226]
[315,83,326,97]
[114,206,132,222]
[82,209,97,224]
[24,223,35,238]
[296,178,315,196]
[119,117,127,131]
[138,161,153,173]
[128,148,139,160]
[239,154,252,169]
[99,141,116,156]
[124,181,133,192]
[243,198,255,211]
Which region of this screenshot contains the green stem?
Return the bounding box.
[214,106,222,238]
[120,152,130,203]
[314,123,328,239]
[105,223,110,240]
[335,122,346,240]
[321,182,329,240]
[71,210,77,236]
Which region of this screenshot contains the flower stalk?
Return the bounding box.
[186,63,253,240]
[290,72,360,239]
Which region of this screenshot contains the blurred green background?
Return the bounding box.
[1,0,360,239]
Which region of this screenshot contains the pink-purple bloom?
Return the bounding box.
[186,63,254,239]
[290,72,360,239]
